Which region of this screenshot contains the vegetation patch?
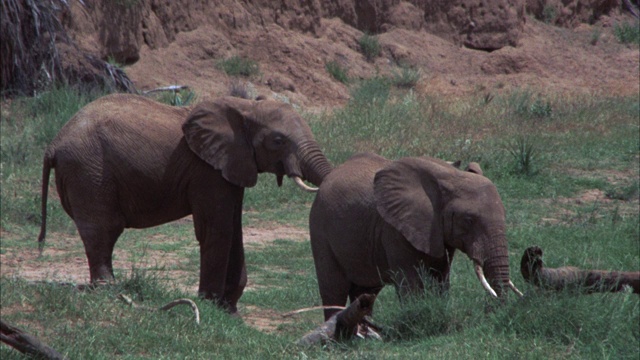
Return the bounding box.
[325,60,350,84]
[217,56,260,77]
[358,33,381,62]
[614,21,640,45]
[1,85,638,359]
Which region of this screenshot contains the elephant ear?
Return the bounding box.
[465,162,483,175]
[182,99,258,187]
[374,158,449,258]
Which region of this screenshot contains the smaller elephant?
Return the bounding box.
[521,246,640,294]
[309,153,522,320]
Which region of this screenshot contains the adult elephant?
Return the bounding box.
[309,153,522,320]
[38,93,332,313]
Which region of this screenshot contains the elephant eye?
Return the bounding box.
[462,215,474,227]
[271,136,286,147]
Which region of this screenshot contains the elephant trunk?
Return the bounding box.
[477,238,523,298]
[297,140,332,187]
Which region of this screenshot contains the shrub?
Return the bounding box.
[529,97,553,118]
[228,80,257,99]
[157,88,197,106]
[391,66,421,89]
[358,33,381,62]
[325,60,350,84]
[504,136,540,176]
[613,21,640,45]
[349,76,391,106]
[542,5,557,24]
[217,56,260,77]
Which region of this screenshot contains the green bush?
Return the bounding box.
[358,33,381,62]
[349,76,391,106]
[217,56,260,77]
[325,60,350,84]
[504,136,540,176]
[391,66,421,89]
[156,88,197,106]
[613,21,640,45]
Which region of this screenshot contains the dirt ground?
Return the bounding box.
[0,221,310,332]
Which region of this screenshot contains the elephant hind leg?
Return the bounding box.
[76,221,124,283]
[315,263,351,321]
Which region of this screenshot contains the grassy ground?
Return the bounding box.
[1,84,638,359]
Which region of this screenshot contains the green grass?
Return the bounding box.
[1,85,639,358]
[325,60,350,84]
[217,56,260,77]
[358,33,381,62]
[155,88,197,106]
[391,65,421,89]
[613,21,640,45]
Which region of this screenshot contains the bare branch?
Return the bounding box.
[118,294,201,325]
[1,319,66,360]
[143,85,190,94]
[282,305,346,318]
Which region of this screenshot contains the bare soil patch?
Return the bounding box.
[0,223,309,290]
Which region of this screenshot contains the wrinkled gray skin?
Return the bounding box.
[39,94,332,313]
[310,153,515,320]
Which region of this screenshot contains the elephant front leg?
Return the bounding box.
[193,188,246,313]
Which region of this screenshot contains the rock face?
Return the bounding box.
[526,0,624,28]
[2,0,636,102]
[63,0,528,65]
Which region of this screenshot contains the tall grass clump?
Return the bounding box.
[358,33,381,62]
[613,21,640,45]
[217,56,260,77]
[325,60,350,84]
[507,90,553,119]
[503,136,540,176]
[156,88,197,106]
[391,65,421,89]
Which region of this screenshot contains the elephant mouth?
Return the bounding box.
[274,161,318,192]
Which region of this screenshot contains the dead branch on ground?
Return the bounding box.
[1,319,66,359]
[521,246,640,294]
[117,294,201,325]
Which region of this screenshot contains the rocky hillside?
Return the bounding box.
[4,0,639,105]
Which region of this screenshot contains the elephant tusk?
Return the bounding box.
[292,176,319,192]
[474,264,498,298]
[508,280,524,297]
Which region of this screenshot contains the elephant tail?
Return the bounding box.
[37,149,54,255]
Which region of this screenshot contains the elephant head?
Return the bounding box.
[373,157,522,298]
[182,96,332,190]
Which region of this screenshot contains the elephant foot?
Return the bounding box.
[199,292,241,315]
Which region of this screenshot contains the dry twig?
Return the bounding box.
[118,294,201,325]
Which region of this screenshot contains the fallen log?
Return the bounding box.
[297,294,380,346]
[1,319,66,359]
[521,246,640,294]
